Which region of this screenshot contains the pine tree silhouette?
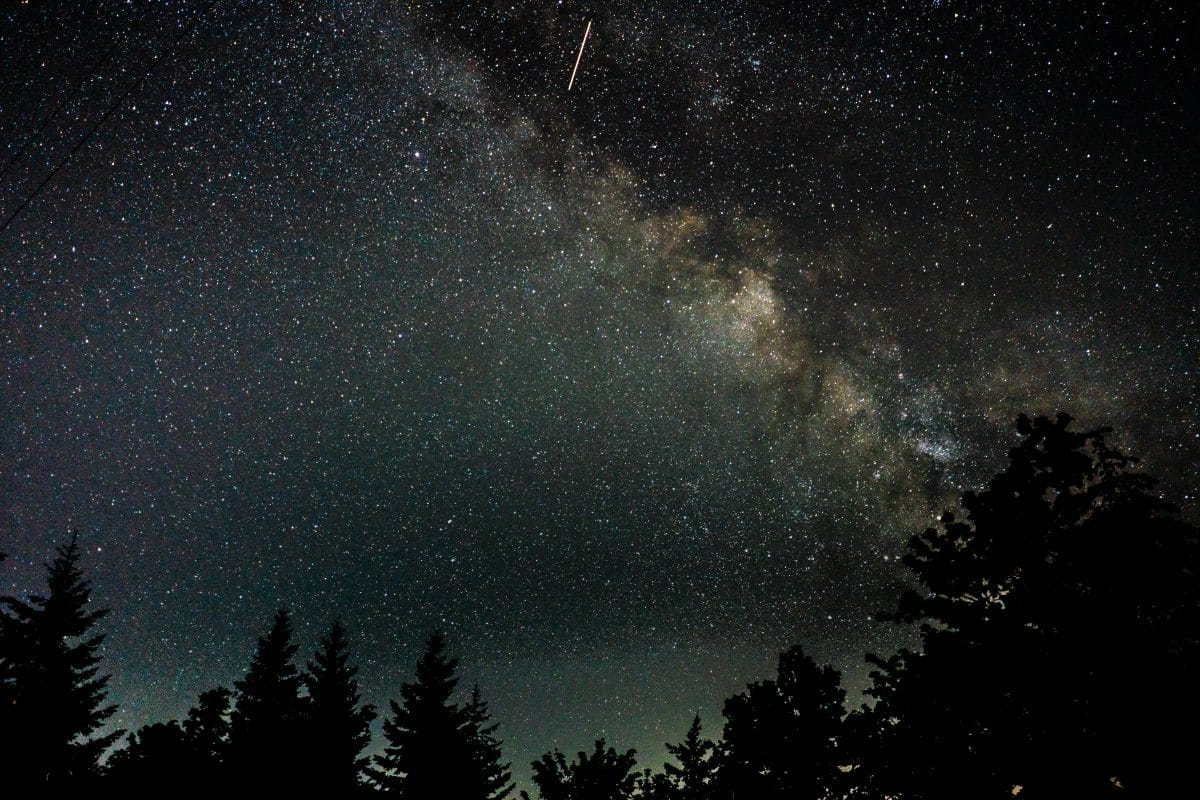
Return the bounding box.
[464,684,515,799]
[375,630,510,798]
[662,716,717,800]
[855,413,1200,799]
[523,738,639,800]
[638,715,717,800]
[228,608,308,789]
[374,630,464,794]
[716,646,845,800]
[0,532,121,789]
[304,619,376,794]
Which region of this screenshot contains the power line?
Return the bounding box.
[0,5,150,183]
[0,1,215,239]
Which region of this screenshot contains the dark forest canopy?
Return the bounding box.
[2,414,1198,797]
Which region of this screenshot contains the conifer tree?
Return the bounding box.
[0,533,121,789]
[463,684,515,800]
[375,631,510,798]
[375,631,465,795]
[655,716,717,800]
[228,608,308,788]
[304,619,376,793]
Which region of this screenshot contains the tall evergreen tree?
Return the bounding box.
[855,413,1200,798]
[660,716,717,800]
[463,684,515,800]
[375,631,509,798]
[0,533,121,789]
[716,646,846,800]
[304,619,376,793]
[375,630,464,795]
[228,608,308,788]
[638,716,717,800]
[523,739,639,800]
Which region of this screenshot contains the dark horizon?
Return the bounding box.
[5,411,1198,796]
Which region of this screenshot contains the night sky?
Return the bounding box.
[1,0,1196,782]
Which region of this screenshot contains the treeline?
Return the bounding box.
[2,413,1198,798]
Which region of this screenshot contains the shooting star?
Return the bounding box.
[567,20,592,91]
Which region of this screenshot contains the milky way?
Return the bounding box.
[1,0,1196,781]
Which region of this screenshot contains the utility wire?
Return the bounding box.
[0,5,150,183]
[0,2,215,239]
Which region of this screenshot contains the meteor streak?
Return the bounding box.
[567,20,592,91]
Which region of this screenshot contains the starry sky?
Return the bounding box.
[1,0,1197,782]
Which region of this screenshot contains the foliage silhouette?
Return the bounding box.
[0,532,120,789]
[1,412,1197,798]
[107,720,192,785]
[374,630,512,798]
[106,684,232,789]
[183,686,233,770]
[853,413,1200,799]
[523,738,639,800]
[228,608,308,790]
[639,715,717,800]
[464,684,517,799]
[304,619,377,793]
[716,646,845,800]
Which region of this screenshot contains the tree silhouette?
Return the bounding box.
[374,630,463,794]
[183,686,232,772]
[716,645,845,800]
[855,413,1200,798]
[106,686,232,788]
[463,684,516,799]
[0,532,120,789]
[523,738,639,800]
[228,608,308,789]
[304,619,376,793]
[2,412,1195,796]
[106,720,192,785]
[375,630,510,798]
[639,715,717,800]
[665,716,717,800]
[0,549,17,778]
